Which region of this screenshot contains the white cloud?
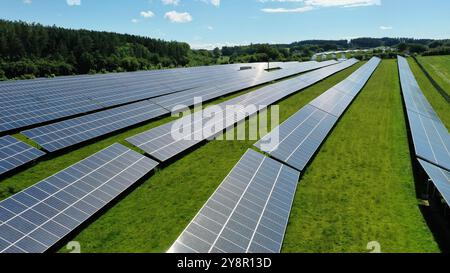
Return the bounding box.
[66,0,81,6]
[162,0,180,5]
[207,26,214,31]
[304,0,381,7]
[23,0,32,4]
[259,0,380,13]
[140,10,155,18]
[131,19,139,23]
[210,0,220,6]
[262,6,314,13]
[190,42,247,50]
[164,11,193,23]
[380,25,393,30]
[258,0,304,2]
[200,0,220,7]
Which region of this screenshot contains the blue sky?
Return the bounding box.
[1,0,450,49]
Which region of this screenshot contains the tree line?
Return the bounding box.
[0,20,191,80]
[0,19,448,81]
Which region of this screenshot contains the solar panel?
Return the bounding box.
[1,61,334,133]
[309,89,354,117]
[0,136,45,176]
[0,143,158,253]
[397,56,441,121]
[0,97,103,133]
[418,159,450,207]
[151,60,339,111]
[309,57,380,117]
[168,149,300,253]
[254,57,380,171]
[127,59,359,162]
[22,101,169,153]
[255,105,337,171]
[407,110,450,171]
[397,56,450,172]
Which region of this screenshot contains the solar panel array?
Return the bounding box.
[0,136,45,176]
[22,101,169,152]
[418,159,450,207]
[168,149,300,253]
[254,57,380,171]
[398,56,450,172]
[127,59,359,162]
[0,143,158,253]
[0,61,332,133]
[150,60,338,111]
[19,61,337,153]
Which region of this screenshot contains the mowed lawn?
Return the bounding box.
[282,60,439,253]
[416,55,450,97]
[408,58,450,130]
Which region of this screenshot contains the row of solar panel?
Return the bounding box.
[126,59,359,162]
[0,143,158,253]
[398,56,450,173]
[1,61,328,133]
[21,61,337,153]
[151,60,338,111]
[168,149,300,253]
[0,62,294,93]
[0,136,45,176]
[168,58,379,253]
[397,56,450,207]
[254,57,381,171]
[0,61,334,176]
[0,68,254,132]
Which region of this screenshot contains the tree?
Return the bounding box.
[397,43,408,52]
[78,52,95,74]
[213,47,221,59]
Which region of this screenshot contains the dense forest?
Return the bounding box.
[0,20,191,80]
[0,20,449,81]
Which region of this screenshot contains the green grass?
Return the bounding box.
[416,55,450,97]
[282,60,439,253]
[408,57,450,130]
[50,63,364,253]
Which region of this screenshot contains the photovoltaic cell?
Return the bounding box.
[127,59,359,162]
[0,136,45,176]
[418,159,450,207]
[168,149,300,253]
[22,101,169,152]
[0,143,158,253]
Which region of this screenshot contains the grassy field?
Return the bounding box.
[408,58,450,130]
[416,55,450,97]
[0,60,440,253]
[282,60,439,253]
